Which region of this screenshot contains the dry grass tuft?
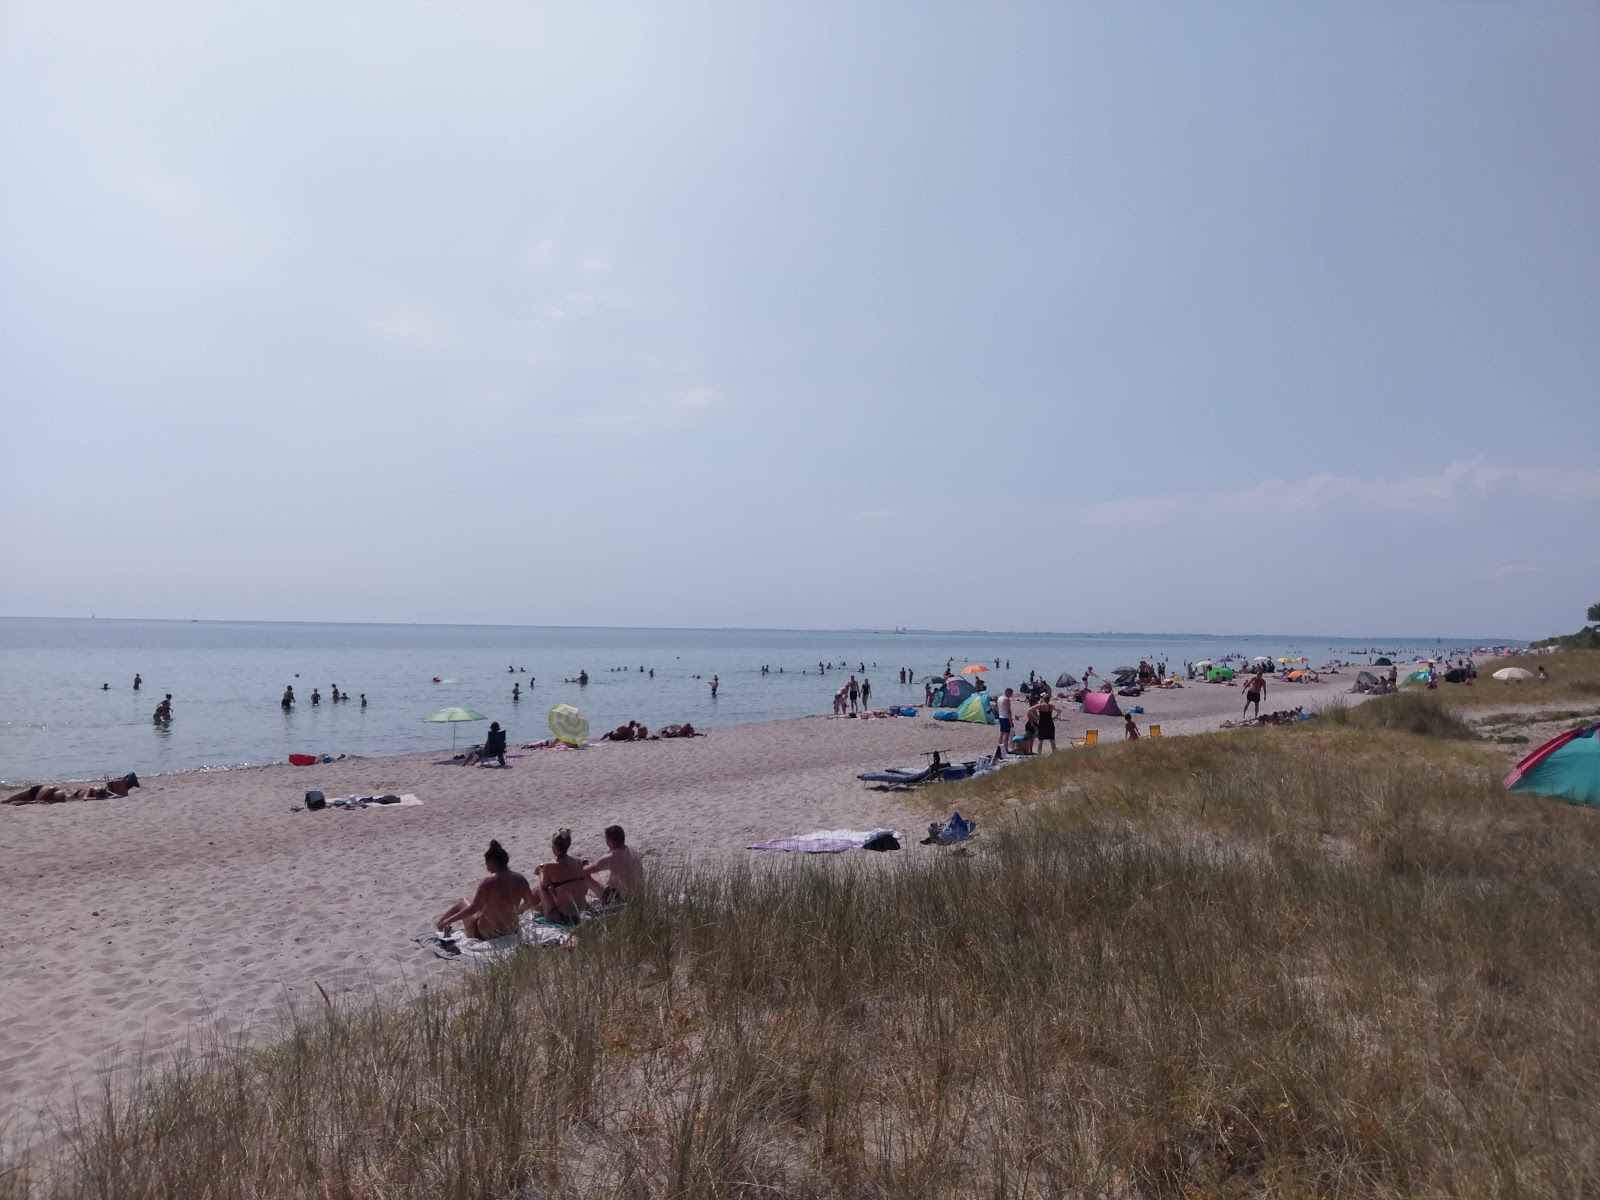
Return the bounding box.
[11,725,1600,1198]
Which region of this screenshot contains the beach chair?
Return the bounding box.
[1070,729,1098,748]
[1149,725,1162,738]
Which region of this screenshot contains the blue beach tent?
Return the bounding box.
[1504,723,1600,809]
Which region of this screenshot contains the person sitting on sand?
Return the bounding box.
[435,839,536,940]
[584,824,645,905]
[534,828,590,925]
[601,721,640,742]
[1124,714,1140,741]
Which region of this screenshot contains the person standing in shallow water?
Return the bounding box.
[282,686,295,709]
[133,673,142,690]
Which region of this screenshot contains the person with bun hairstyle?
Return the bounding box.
[435,839,536,939]
[534,827,590,925]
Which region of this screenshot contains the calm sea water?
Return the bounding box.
[0,618,1500,783]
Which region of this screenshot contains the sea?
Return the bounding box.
[0,618,1512,784]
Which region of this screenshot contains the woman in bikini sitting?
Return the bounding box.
[535,827,590,925]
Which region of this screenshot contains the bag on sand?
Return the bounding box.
[305,789,326,811]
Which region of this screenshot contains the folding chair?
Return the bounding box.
[1070,728,1098,748]
[1149,725,1161,738]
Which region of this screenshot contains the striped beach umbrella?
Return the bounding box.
[548,703,589,746]
[425,706,486,751]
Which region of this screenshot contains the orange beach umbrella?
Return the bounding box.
[960,664,989,674]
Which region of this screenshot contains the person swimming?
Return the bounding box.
[434,839,536,940]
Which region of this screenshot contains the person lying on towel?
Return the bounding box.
[5,774,139,805]
[583,824,645,906]
[435,839,536,940]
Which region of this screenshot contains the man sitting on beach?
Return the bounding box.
[434,839,536,940]
[584,824,645,906]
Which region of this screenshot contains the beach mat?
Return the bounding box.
[748,828,901,853]
[323,793,421,810]
[414,905,624,960]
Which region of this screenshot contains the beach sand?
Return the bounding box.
[0,673,1351,1143]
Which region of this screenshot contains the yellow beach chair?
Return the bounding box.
[1149,725,1162,738]
[1070,728,1098,748]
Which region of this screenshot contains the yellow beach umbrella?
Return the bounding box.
[548,703,589,746]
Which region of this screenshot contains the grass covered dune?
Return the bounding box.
[11,696,1600,1198]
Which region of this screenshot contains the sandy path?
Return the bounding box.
[0,673,1351,1143]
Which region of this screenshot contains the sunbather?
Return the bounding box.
[5,773,139,805]
[659,723,697,738]
[601,721,642,742]
[435,839,536,940]
[534,828,590,924]
[584,824,645,905]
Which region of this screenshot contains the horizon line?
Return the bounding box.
[0,614,1528,645]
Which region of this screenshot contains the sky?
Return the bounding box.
[2,1,1597,640]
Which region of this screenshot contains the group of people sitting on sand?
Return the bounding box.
[435,825,645,937]
[6,773,140,805]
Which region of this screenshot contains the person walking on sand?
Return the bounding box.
[1244,669,1265,719]
[435,839,536,940]
[995,687,1015,759]
[1124,714,1141,741]
[847,674,860,713]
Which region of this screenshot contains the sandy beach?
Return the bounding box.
[0,673,1352,1142]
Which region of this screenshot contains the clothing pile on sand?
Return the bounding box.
[1219,707,1310,729]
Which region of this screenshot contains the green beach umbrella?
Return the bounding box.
[548,703,589,746]
[425,706,486,751]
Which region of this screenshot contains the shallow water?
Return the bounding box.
[0,618,1490,781]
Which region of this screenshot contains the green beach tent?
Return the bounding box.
[955,692,995,724]
[1206,666,1234,682]
[1505,724,1600,808]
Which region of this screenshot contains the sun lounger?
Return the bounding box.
[1070,729,1099,747]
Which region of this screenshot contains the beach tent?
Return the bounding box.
[1374,657,1393,666]
[1505,724,1600,808]
[1403,669,1431,686]
[933,676,976,707]
[1207,666,1234,682]
[1081,691,1123,717]
[954,692,995,724]
[1055,672,1080,689]
[1492,667,1532,682]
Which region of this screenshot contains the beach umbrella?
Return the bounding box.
[425,706,486,751]
[1192,659,1213,669]
[1276,657,1297,664]
[548,702,590,745]
[1492,667,1533,682]
[1055,671,1079,688]
[1251,656,1272,665]
[960,663,989,674]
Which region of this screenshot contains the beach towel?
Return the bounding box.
[414,910,578,960]
[748,828,902,853]
[321,793,422,810]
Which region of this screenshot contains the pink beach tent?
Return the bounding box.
[1081,691,1123,718]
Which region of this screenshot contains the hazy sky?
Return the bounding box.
[3,1,1596,639]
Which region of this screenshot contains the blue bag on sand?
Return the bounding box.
[1130,705,1144,714]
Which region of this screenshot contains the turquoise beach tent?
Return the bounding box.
[955,692,995,724]
[1505,724,1600,808]
[1403,669,1431,686]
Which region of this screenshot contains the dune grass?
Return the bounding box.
[1443,651,1600,708]
[8,723,1600,1198]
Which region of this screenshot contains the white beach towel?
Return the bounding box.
[414,910,580,960]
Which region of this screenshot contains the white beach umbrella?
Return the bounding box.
[1192,659,1213,669]
[1492,667,1533,682]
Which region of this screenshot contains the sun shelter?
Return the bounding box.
[933,675,977,707]
[1353,670,1379,692]
[1505,724,1600,808]
[955,692,995,723]
[1080,691,1123,718]
[1055,671,1079,689]
[1374,657,1393,666]
[1207,666,1234,682]
[1403,669,1431,686]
